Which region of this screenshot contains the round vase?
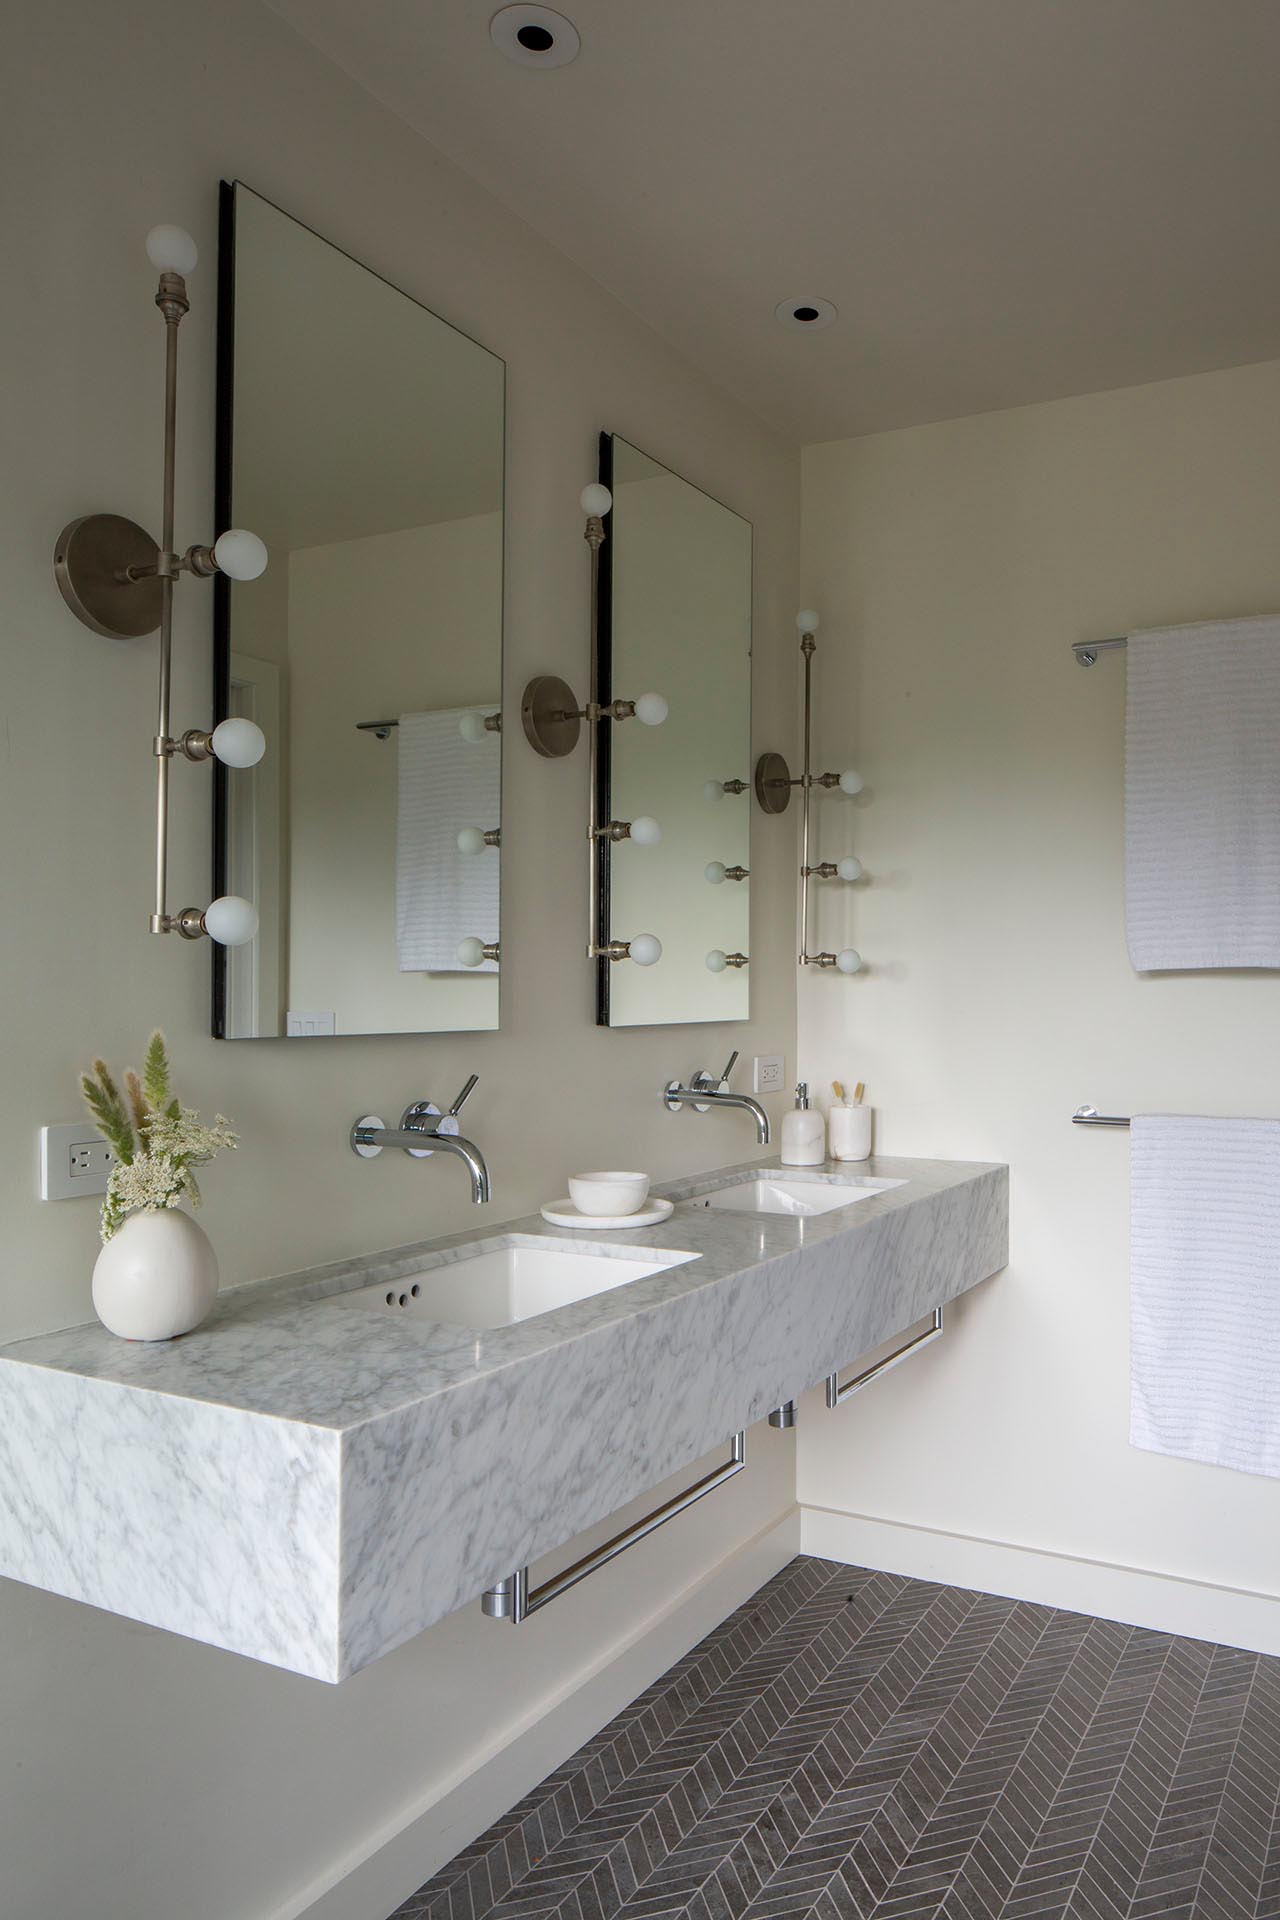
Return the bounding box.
[91,1208,219,1341]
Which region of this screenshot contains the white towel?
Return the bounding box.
[1125,615,1280,971]
[395,707,499,973]
[1131,1113,1280,1478]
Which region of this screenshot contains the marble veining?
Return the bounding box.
[0,1155,1006,1680]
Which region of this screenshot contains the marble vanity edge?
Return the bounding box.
[335,1165,1008,1674]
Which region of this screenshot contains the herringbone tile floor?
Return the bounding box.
[392,1557,1280,1920]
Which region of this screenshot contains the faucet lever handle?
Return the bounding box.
[448,1073,479,1118]
[718,1050,739,1086]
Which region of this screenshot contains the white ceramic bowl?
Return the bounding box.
[567,1171,651,1217]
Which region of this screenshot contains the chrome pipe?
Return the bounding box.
[151,294,183,934]
[826,1307,944,1409]
[798,630,815,964]
[1071,1105,1130,1128]
[481,1432,746,1624]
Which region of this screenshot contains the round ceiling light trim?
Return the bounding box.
[490,5,581,67]
[774,297,838,332]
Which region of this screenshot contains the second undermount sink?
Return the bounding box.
[335,1242,700,1330]
[693,1174,907,1217]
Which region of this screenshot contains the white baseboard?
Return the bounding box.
[802,1504,1280,1657]
[278,1507,801,1920]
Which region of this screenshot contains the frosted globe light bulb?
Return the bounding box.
[580,483,612,517]
[213,529,269,582]
[837,856,863,883]
[796,608,820,633]
[457,937,487,967]
[704,779,724,801]
[629,815,661,846]
[203,895,258,947]
[145,225,198,274]
[209,718,266,769]
[628,933,662,967]
[457,827,486,856]
[634,691,668,727]
[839,769,864,796]
[459,712,488,744]
[836,948,863,974]
[705,948,728,972]
[705,861,727,885]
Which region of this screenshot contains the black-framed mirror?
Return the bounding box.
[212,182,505,1039]
[595,433,753,1027]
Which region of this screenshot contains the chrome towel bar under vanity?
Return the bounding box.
[826,1307,944,1408]
[481,1431,746,1624]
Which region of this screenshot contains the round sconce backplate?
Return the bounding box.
[522,674,582,758]
[53,513,163,640]
[754,750,793,814]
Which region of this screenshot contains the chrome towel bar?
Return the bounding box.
[1071,637,1127,666]
[481,1431,746,1623]
[1072,1104,1131,1128]
[826,1307,944,1409]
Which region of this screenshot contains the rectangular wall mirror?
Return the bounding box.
[597,434,752,1027]
[213,183,505,1039]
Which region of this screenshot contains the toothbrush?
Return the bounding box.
[832,1080,846,1103]
[853,1081,865,1105]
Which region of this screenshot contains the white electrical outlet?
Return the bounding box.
[39,1123,118,1201]
[752,1054,785,1095]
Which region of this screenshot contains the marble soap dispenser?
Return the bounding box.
[780,1082,826,1166]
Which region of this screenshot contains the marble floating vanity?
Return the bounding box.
[0,1156,1006,1681]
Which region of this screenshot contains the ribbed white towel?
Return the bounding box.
[395,707,499,973]
[1131,1114,1280,1478]
[1125,615,1280,971]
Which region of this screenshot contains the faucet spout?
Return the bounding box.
[662,1080,772,1144]
[349,1101,492,1203]
[428,1131,492,1205]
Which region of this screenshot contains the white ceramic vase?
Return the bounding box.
[91,1208,219,1341]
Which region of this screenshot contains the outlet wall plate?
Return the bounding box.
[39,1123,118,1201]
[752,1054,785,1095]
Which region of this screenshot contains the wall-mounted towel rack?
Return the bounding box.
[1073,1104,1131,1128]
[357,719,397,739]
[1071,637,1127,667]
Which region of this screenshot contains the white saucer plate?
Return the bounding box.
[539,1196,674,1230]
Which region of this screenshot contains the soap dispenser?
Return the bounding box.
[780,1082,826,1166]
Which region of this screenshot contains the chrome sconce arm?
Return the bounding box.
[519,483,669,976]
[755,612,865,976]
[53,226,269,949]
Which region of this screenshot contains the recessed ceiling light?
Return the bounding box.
[775,298,838,332]
[490,5,581,68]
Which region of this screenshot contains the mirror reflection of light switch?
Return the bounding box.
[286,1011,337,1037]
[752,1054,784,1095]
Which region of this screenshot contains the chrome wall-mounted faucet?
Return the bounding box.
[663,1051,771,1145]
[350,1074,491,1203]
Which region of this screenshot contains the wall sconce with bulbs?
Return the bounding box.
[706,949,749,972]
[755,611,865,976]
[521,484,669,982]
[457,939,500,968]
[53,225,267,947]
[457,827,501,854]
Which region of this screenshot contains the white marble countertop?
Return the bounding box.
[0,1154,1007,1679]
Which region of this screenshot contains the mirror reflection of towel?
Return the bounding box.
[395,707,499,973]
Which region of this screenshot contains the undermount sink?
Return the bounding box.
[335,1243,700,1330]
[692,1174,907,1217]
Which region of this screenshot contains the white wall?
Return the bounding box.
[797,358,1280,1639]
[0,3,800,1915]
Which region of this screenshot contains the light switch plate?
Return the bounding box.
[286,1011,337,1037]
[752,1054,785,1095]
[39,1123,118,1200]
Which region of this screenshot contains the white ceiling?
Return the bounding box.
[265,0,1280,444]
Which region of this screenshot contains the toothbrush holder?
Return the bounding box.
[829,1104,873,1162]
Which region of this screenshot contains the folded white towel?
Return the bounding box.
[1125,615,1280,971]
[1131,1113,1280,1478]
[395,707,499,973]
